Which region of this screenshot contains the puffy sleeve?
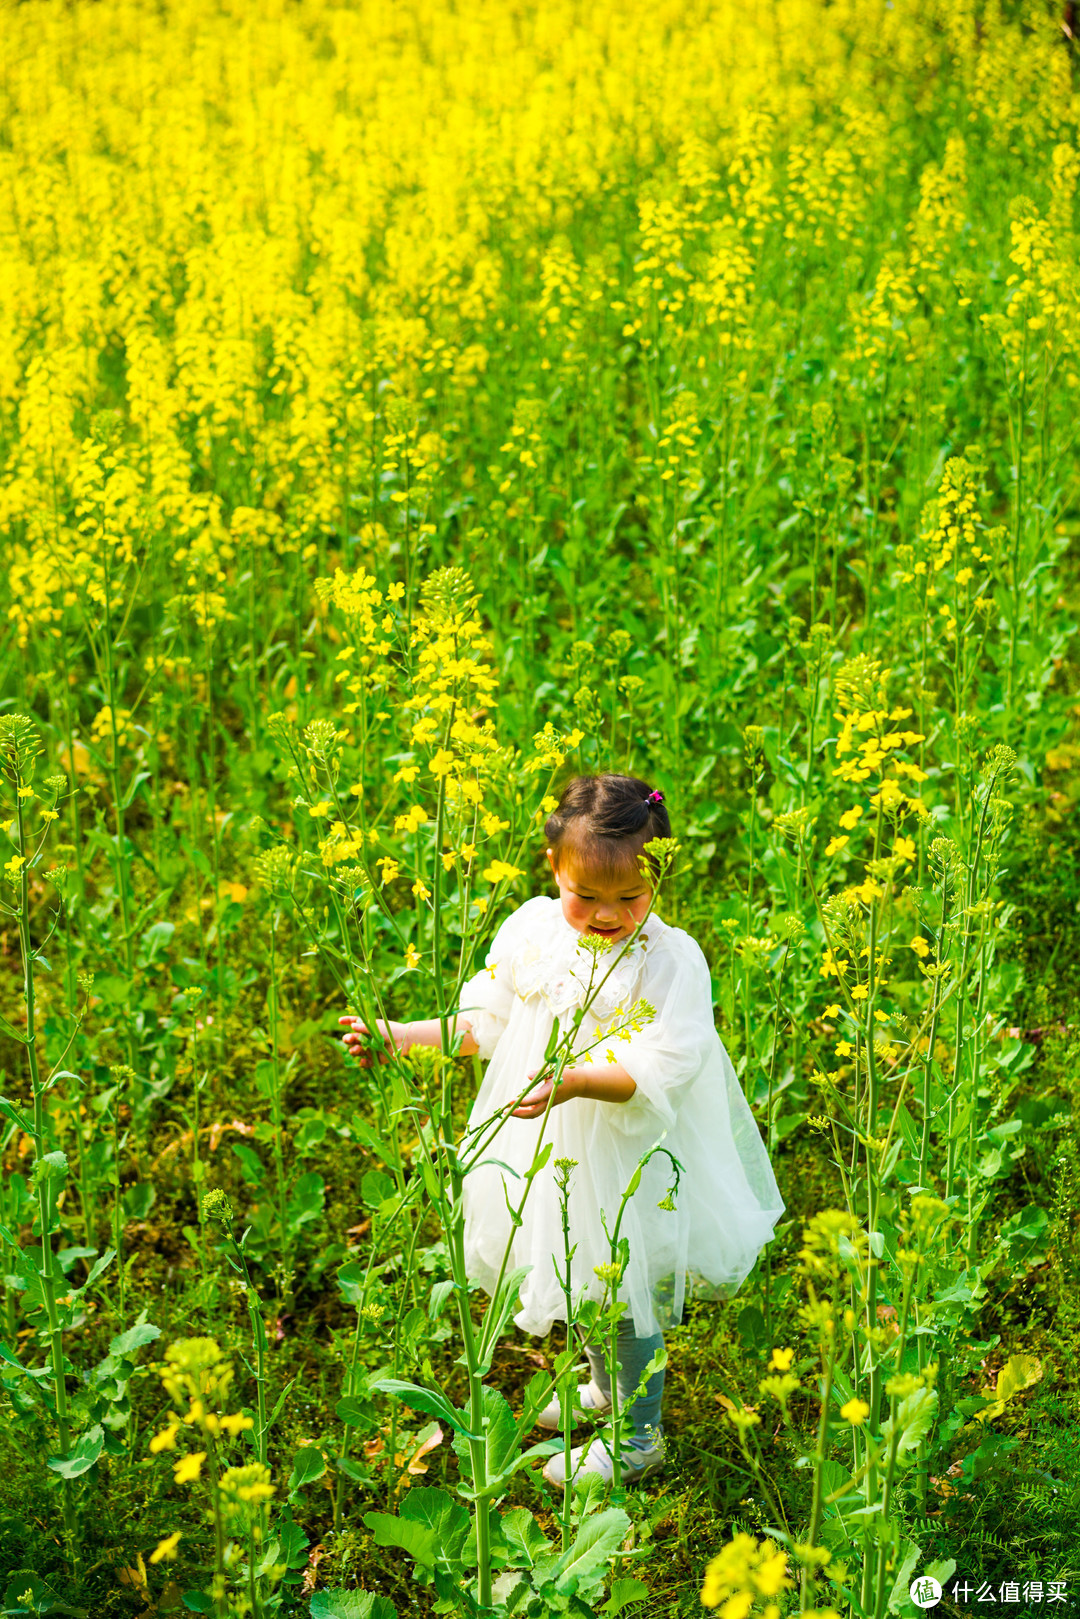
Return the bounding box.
[611,932,719,1133]
[456,896,550,1060]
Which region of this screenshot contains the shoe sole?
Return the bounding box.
[541,1453,665,1487]
[535,1407,612,1432]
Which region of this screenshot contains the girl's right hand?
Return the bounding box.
[338,1016,412,1067]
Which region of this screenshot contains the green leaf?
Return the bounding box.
[32,1151,69,1187]
[370,1378,478,1439]
[181,1594,214,1614]
[736,1305,766,1353]
[505,1437,563,1478]
[518,1367,557,1433]
[362,1511,439,1570]
[274,1506,309,1570]
[264,1377,294,1436]
[523,1141,554,1182]
[309,1591,398,1619]
[232,1143,266,1186]
[428,1279,456,1319]
[121,770,152,810]
[287,1445,326,1495]
[57,1246,96,1273]
[550,1507,630,1596]
[602,1577,650,1615]
[286,1171,326,1232]
[47,1424,104,1479]
[998,1352,1043,1401]
[121,1181,155,1220]
[975,1352,1043,1424]
[3,1570,87,1616]
[362,1490,470,1575]
[474,1264,531,1375]
[362,1169,395,1209]
[453,1385,518,1488]
[336,1260,365,1306]
[336,1394,375,1428]
[570,1470,608,1521]
[0,1097,32,1132]
[109,1320,161,1359]
[400,1485,470,1562]
[885,1540,922,1614]
[499,1507,550,1569]
[81,1248,116,1293]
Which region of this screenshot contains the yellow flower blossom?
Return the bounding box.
[482,859,522,883]
[149,1531,182,1565]
[840,1398,871,1426]
[173,1451,206,1484]
[219,1412,254,1437]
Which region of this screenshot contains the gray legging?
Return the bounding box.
[579,1315,665,1442]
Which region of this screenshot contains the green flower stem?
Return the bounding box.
[112,1068,126,1329]
[14,789,79,1571]
[266,911,293,1308]
[873,1268,916,1619]
[204,1434,229,1619]
[800,1322,838,1612]
[555,1160,579,1552]
[445,1168,494,1610]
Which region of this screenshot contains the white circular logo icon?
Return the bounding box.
[909,1576,942,1609]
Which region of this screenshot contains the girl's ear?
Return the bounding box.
[545,847,559,884]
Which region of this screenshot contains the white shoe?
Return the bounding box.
[541,1427,666,1488]
[535,1380,612,1432]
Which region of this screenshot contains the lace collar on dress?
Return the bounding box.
[510,906,661,1020]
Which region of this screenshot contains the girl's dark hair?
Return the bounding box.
[544,774,672,882]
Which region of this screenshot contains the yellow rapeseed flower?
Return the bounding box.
[482,859,522,883]
[149,1531,182,1565]
[173,1451,206,1484]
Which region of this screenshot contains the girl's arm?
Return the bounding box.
[339,1014,480,1064]
[510,1061,636,1119]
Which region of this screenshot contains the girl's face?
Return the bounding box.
[546,846,652,942]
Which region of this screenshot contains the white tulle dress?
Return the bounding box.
[457,896,786,1339]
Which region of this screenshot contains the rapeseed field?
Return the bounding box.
[1,2,1079,1614]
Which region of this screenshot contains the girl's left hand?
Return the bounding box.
[511,1069,579,1119]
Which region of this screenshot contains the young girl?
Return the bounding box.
[341,774,785,1487]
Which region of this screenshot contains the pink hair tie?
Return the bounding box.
[647,789,664,805]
